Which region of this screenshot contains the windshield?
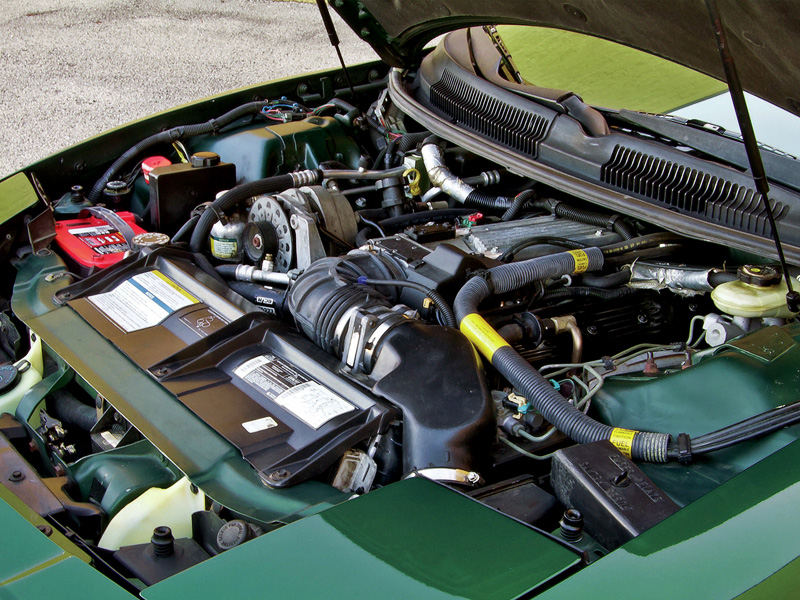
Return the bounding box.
[498,25,800,157]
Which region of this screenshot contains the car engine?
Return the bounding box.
[2,29,800,590]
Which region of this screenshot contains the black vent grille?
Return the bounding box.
[601,145,786,235]
[429,70,549,157]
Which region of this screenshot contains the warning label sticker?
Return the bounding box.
[87,270,199,332]
[234,354,355,429]
[242,416,279,433]
[68,224,128,255]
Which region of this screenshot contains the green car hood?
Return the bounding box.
[331,0,800,116]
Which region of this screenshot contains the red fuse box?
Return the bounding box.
[54,212,146,275]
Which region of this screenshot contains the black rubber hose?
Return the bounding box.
[228,281,287,318]
[395,132,430,154]
[188,173,310,253]
[355,227,376,247]
[500,237,590,263]
[548,201,638,240]
[48,389,97,431]
[708,271,738,287]
[88,101,270,203]
[540,286,638,301]
[464,189,514,211]
[358,277,456,327]
[214,264,238,279]
[691,402,800,448]
[602,245,688,267]
[193,252,228,286]
[501,189,537,222]
[171,214,200,244]
[683,408,800,456]
[600,232,686,256]
[384,139,399,168]
[454,250,605,324]
[453,248,671,463]
[579,268,632,288]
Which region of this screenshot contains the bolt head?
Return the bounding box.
[270,469,290,481]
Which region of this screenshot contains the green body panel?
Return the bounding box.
[593,324,800,506]
[0,173,38,224]
[0,486,131,598]
[11,251,348,527]
[70,440,181,518]
[2,556,133,600]
[192,116,361,182]
[537,435,800,600]
[145,477,581,600]
[735,556,800,599]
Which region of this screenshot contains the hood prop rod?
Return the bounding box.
[705,0,799,311]
[315,0,357,99]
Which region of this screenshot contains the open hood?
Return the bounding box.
[331,0,800,116]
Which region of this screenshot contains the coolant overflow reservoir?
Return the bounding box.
[711,265,799,318]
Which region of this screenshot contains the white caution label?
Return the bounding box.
[87,271,198,332]
[274,381,355,430]
[234,354,355,430]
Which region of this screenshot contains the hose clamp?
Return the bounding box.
[677,433,693,465]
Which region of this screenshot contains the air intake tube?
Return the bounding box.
[453,247,672,463]
[287,251,495,475]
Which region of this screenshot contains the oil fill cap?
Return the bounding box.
[738,265,782,287]
[132,232,171,250]
[191,152,221,168]
[0,364,20,394]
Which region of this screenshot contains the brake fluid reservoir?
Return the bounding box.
[711,265,799,318]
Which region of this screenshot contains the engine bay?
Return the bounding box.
[2,32,800,590]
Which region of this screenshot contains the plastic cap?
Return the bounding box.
[0,364,19,394]
[737,264,782,287]
[141,156,171,183]
[191,152,221,168]
[216,520,251,551]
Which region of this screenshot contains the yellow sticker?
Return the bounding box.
[567,249,590,274]
[609,428,637,459]
[152,270,199,303]
[460,314,510,360]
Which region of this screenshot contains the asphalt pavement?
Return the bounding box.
[0,0,377,177]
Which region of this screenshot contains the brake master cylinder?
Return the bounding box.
[711,265,800,318]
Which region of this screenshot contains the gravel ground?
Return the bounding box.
[0,0,378,177]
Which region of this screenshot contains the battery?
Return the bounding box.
[54,212,146,275]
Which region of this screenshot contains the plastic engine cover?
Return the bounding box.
[57,248,396,488]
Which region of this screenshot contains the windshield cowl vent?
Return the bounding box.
[602,145,786,236]
[430,69,550,157]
